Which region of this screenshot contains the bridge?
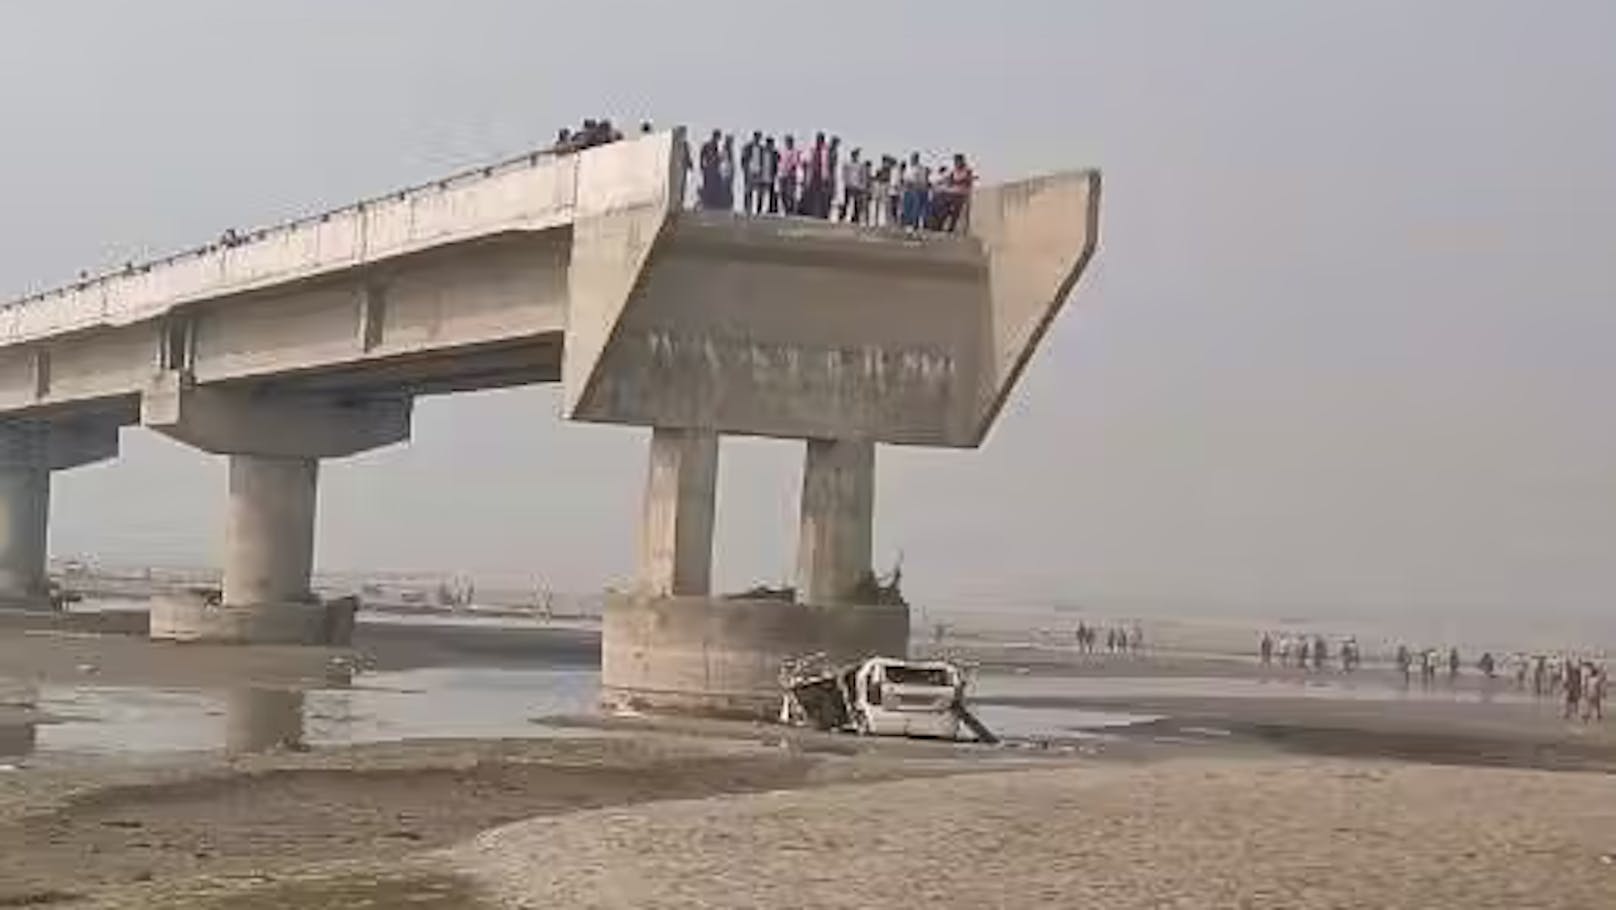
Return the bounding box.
[0,129,1100,715]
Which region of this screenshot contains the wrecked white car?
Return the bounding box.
[779,655,995,742]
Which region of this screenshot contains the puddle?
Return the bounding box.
[974,704,1162,742]
[1,666,598,764]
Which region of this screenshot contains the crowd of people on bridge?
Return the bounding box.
[689,129,975,233]
[543,119,978,233]
[552,116,657,154]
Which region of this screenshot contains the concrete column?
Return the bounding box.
[795,438,874,605]
[637,428,718,597]
[0,466,49,606]
[224,455,318,608]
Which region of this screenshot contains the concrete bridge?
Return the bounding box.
[0,129,1100,715]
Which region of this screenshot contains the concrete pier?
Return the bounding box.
[0,420,120,609]
[601,432,905,719]
[224,455,318,608]
[796,439,875,606]
[0,466,49,607]
[636,428,718,598]
[144,382,408,643]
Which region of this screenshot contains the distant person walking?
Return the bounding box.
[1564,660,1583,719]
[1260,633,1274,666]
[1447,647,1461,681]
[1584,664,1606,722]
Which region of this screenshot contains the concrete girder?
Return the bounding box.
[141,371,411,459]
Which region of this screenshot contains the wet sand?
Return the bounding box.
[4,613,1616,907]
[0,735,978,907]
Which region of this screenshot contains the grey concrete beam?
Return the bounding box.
[141,370,411,459]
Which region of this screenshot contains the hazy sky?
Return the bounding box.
[2,1,1613,616]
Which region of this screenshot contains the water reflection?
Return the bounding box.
[0,666,599,764]
[0,681,37,761]
[0,715,37,760]
[225,688,306,754]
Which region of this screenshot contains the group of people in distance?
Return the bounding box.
[691,129,976,233]
[1074,621,1144,655]
[1259,633,1363,673]
[543,120,978,233]
[552,117,655,154]
[1513,653,1608,721]
[1257,633,1608,723]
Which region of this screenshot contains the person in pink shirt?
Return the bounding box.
[777,134,802,216]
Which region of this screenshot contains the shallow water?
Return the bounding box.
[974,671,1540,705]
[1,666,599,763]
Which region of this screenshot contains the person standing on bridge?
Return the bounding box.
[698,130,723,209]
[938,153,976,232]
[760,137,780,214]
[778,135,802,216]
[900,153,929,229]
[804,133,830,219]
[718,134,737,212]
[840,149,869,224]
[741,131,767,215]
[824,137,842,219]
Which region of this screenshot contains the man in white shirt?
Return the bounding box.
[840,149,870,223]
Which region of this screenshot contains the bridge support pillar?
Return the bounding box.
[795,438,875,606]
[0,419,121,610]
[143,374,409,644]
[637,427,718,598]
[0,465,49,608]
[602,434,905,719]
[224,455,318,610]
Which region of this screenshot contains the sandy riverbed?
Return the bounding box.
[4,611,1616,907]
